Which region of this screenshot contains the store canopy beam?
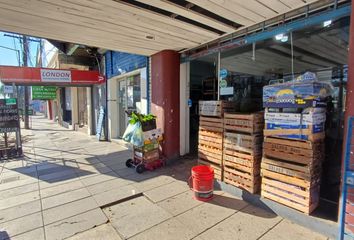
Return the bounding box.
[0,0,333,56]
[184,2,351,61]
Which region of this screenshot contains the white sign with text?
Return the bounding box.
[40,69,71,83]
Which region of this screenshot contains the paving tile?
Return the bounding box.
[259,219,327,240]
[80,172,119,186]
[43,197,98,225]
[130,218,196,240]
[39,176,79,189]
[0,190,40,210]
[45,208,108,240]
[0,177,38,192]
[209,192,250,212]
[40,179,85,198]
[93,184,141,207]
[196,204,283,240]
[157,191,204,216]
[41,187,91,210]
[10,227,45,240]
[66,223,122,240]
[39,169,77,182]
[144,181,189,203]
[0,212,43,238]
[87,178,134,195]
[132,175,176,192]
[103,196,172,239]
[0,182,38,200]
[76,165,113,176]
[176,200,238,235]
[0,200,41,224]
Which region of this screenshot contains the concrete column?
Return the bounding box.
[86,87,93,135]
[180,62,190,156]
[107,78,118,140]
[151,50,180,161]
[71,87,78,130]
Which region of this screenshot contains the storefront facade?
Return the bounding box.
[105,51,149,140]
[178,2,352,237]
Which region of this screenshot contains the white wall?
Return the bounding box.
[180,62,190,156]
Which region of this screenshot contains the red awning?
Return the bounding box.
[0,66,105,86]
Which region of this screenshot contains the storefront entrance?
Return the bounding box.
[187,13,349,222]
[118,74,141,137]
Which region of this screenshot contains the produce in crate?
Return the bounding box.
[123,112,164,173]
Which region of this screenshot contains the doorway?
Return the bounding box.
[118,74,141,137]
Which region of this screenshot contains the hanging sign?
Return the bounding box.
[3,85,13,94]
[96,106,105,140]
[0,66,105,86]
[220,87,234,95]
[32,86,57,100]
[220,69,228,79]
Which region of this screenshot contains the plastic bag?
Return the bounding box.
[122,122,137,142]
[131,122,144,147]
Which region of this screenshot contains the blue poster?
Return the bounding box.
[96,106,105,140]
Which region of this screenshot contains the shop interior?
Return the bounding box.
[189,15,349,220]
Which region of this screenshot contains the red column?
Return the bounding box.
[48,100,53,120]
[345,6,354,119]
[151,50,180,161]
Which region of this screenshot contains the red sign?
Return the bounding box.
[0,66,105,86]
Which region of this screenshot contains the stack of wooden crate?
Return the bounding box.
[198,101,234,180]
[222,112,264,193]
[260,108,326,214]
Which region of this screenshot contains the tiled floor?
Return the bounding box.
[0,116,329,240]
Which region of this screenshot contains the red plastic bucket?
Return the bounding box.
[190,165,214,201]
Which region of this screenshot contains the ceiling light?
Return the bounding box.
[275,33,284,41]
[280,35,288,42]
[323,20,332,27]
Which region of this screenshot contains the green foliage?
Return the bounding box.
[129,112,156,124]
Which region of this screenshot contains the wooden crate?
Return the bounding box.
[224,167,260,193]
[223,136,261,194]
[261,157,321,181]
[199,116,224,133]
[198,159,222,180]
[198,117,223,166]
[199,101,235,117]
[224,112,264,134]
[263,137,324,166]
[261,172,320,214]
[263,129,325,142]
[224,132,262,155]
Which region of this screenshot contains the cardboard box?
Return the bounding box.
[263,109,326,140]
[263,82,331,108]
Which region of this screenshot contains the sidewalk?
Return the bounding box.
[0,115,329,240]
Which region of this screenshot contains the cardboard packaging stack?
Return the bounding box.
[260,73,328,214]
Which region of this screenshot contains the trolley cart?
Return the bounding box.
[126,148,164,173]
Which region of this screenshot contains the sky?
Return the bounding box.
[0,31,41,67]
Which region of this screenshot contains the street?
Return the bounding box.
[0,115,329,240]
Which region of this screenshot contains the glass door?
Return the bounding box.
[118,74,141,137]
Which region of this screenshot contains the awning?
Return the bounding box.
[0,0,333,56]
[0,66,105,86]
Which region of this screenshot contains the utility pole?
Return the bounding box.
[23,36,30,129]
